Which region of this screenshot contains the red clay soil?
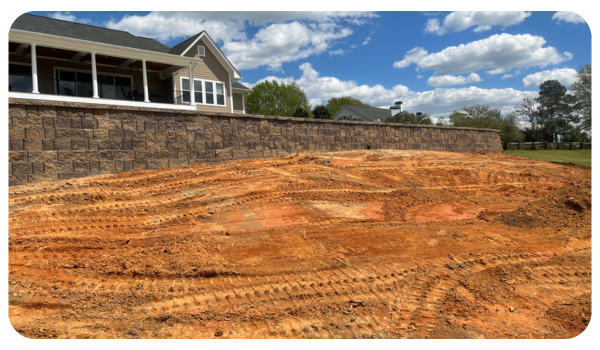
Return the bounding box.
[8,150,591,339]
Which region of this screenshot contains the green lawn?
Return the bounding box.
[504,149,591,166]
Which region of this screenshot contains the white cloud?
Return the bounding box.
[552,11,586,24]
[403,87,538,117]
[329,49,346,56]
[362,36,371,45]
[105,11,375,71]
[427,73,482,87]
[223,21,353,71]
[393,33,572,76]
[49,11,77,22]
[252,63,537,118]
[48,12,91,24]
[502,74,514,80]
[416,75,424,79]
[522,68,578,88]
[425,11,531,35]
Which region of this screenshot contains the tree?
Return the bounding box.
[536,80,579,142]
[515,97,541,141]
[571,64,591,132]
[312,105,332,119]
[245,80,310,117]
[326,96,369,116]
[292,107,309,119]
[449,104,523,142]
[385,112,433,125]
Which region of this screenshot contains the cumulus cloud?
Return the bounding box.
[254,63,412,107]
[104,11,375,71]
[522,68,578,88]
[252,63,537,118]
[223,22,353,71]
[552,11,586,24]
[48,12,91,24]
[393,33,572,76]
[427,73,482,87]
[425,11,531,35]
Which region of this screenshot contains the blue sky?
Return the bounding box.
[27,11,591,117]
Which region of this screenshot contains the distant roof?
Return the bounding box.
[232,81,251,91]
[11,14,172,54]
[333,105,391,122]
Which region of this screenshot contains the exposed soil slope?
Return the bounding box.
[8,150,591,339]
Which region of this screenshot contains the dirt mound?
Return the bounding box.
[496,181,591,229]
[9,150,591,339]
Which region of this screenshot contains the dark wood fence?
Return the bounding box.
[503,142,592,151]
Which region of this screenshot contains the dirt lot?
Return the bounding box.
[8,150,591,339]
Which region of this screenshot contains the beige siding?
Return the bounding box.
[9,54,169,95]
[173,36,232,112]
[233,93,244,114]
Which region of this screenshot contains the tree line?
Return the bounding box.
[244,64,590,143]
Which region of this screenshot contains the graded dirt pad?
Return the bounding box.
[8,150,591,339]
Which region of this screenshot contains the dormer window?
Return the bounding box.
[197,45,205,57]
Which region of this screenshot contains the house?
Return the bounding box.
[8,14,252,113]
[332,101,406,122]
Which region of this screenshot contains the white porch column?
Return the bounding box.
[91,52,99,98]
[188,65,195,105]
[229,73,234,113]
[31,43,39,94]
[242,94,246,114]
[142,59,150,102]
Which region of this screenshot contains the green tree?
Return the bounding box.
[536,80,579,142]
[326,96,369,116]
[385,112,433,125]
[292,107,309,119]
[312,105,332,119]
[245,80,310,117]
[449,104,524,142]
[571,64,591,132]
[515,97,541,141]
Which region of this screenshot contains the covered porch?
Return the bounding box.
[8,31,201,110]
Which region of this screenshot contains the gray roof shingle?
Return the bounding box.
[169,32,204,56]
[12,14,172,54]
[333,105,391,122]
[232,81,251,90]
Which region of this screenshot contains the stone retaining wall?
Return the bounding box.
[8,99,503,186]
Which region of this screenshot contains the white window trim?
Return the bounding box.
[54,66,133,96]
[179,76,227,107]
[197,45,206,57]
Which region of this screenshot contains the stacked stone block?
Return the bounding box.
[9,100,503,186]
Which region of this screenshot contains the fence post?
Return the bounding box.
[517,142,521,150]
[545,141,548,150]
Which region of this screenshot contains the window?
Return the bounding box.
[205,81,214,104]
[180,77,226,106]
[9,63,32,92]
[215,83,225,106]
[56,69,132,100]
[181,77,204,104]
[197,45,205,57]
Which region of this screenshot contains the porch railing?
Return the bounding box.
[9,74,187,105]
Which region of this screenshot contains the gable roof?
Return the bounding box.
[171,31,241,79]
[333,105,391,122]
[11,14,172,54]
[169,32,204,56]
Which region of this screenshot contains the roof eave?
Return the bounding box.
[10,29,201,66]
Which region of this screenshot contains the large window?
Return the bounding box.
[56,69,133,100]
[9,63,32,92]
[180,77,225,106]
